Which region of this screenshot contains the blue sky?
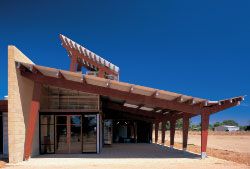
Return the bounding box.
[0,0,249,125]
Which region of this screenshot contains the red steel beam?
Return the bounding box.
[19,71,203,115]
[24,82,42,160]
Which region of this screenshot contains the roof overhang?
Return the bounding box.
[16,61,244,120]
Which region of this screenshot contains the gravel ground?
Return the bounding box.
[164,131,250,153]
[3,144,249,169]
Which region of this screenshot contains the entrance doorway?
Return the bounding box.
[40,113,98,154]
[55,115,82,154]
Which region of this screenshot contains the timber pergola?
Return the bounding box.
[16,61,244,159]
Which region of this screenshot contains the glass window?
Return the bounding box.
[40,115,55,154]
[40,115,54,125]
[56,116,67,125]
[40,125,55,145]
[71,116,81,125]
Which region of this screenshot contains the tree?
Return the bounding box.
[222,120,239,126]
[213,122,222,128]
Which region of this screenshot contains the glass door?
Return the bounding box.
[82,115,97,153]
[70,115,82,153]
[55,115,82,154]
[55,116,68,153]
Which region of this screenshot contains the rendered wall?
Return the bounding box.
[8,46,39,163]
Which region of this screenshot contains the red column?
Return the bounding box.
[170,119,176,149]
[24,82,42,160]
[70,56,77,72]
[155,122,159,143]
[98,70,105,78]
[77,63,82,72]
[182,114,189,150]
[161,121,166,144]
[201,112,210,159]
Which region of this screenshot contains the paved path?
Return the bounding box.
[4,144,249,169]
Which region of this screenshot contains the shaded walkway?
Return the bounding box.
[36,143,200,159]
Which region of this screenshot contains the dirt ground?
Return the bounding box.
[3,144,250,169]
[155,131,250,166]
[1,131,250,168]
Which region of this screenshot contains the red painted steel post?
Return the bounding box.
[201,112,210,159]
[70,56,77,72]
[161,121,166,145]
[182,114,189,151]
[170,119,176,149]
[24,82,42,160]
[155,122,159,143]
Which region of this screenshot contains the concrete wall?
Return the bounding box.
[8,46,39,163]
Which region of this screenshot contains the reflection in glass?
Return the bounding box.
[55,125,68,153]
[70,125,82,153]
[82,115,97,153]
[40,115,55,154]
[40,115,54,125]
[71,116,81,125]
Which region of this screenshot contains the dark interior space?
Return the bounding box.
[0,113,3,154]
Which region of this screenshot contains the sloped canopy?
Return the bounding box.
[60,34,119,77]
[16,61,244,121]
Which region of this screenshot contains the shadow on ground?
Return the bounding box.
[35,143,200,159]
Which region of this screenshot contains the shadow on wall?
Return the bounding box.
[34,143,200,159]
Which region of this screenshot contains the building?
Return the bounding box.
[214,125,240,132]
[0,34,244,163]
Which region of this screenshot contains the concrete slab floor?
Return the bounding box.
[4,144,249,169]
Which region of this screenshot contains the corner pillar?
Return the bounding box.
[24,82,42,160]
[201,112,210,159]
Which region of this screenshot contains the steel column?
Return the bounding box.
[170,119,176,149]
[161,121,166,144]
[155,122,159,143]
[201,112,210,159]
[24,82,42,160]
[182,114,189,150]
[69,56,77,72]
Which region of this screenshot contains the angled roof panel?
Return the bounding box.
[60,34,120,74]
